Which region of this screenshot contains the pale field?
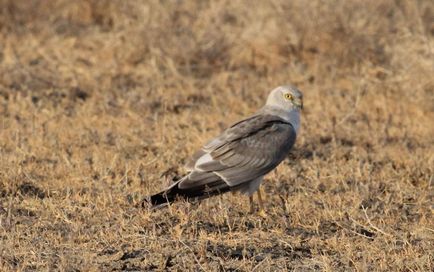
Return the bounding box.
[0,0,433,271]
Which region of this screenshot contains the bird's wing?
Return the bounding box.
[179,114,297,189]
[183,115,259,171]
[184,149,206,171]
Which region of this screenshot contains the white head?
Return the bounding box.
[264,85,303,133]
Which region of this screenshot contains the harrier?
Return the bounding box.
[143,85,303,213]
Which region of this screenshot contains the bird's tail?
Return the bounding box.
[142,179,231,209]
[143,181,182,208]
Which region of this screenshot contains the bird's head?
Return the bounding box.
[266,85,303,111]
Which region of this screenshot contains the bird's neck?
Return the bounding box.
[260,106,300,134]
[286,110,300,134]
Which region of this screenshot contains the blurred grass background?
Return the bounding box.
[0,0,433,271]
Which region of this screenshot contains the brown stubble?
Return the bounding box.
[0,0,433,271]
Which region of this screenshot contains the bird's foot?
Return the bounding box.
[257,209,267,218]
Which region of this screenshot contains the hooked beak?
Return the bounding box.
[293,98,303,110]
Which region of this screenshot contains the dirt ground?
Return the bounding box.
[0,0,433,271]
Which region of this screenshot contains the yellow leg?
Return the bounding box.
[257,189,267,217]
[257,189,264,210]
[249,195,254,213]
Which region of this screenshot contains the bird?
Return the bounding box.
[143,85,303,214]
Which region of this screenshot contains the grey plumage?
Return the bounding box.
[144,85,302,208]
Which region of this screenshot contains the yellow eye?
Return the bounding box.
[283,93,293,100]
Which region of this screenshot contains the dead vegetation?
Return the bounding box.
[0,0,433,271]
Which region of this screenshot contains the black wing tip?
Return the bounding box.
[140,192,172,209]
[140,182,232,210]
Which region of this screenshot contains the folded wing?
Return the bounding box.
[179,114,297,190]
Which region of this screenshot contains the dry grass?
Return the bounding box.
[0,0,433,271]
